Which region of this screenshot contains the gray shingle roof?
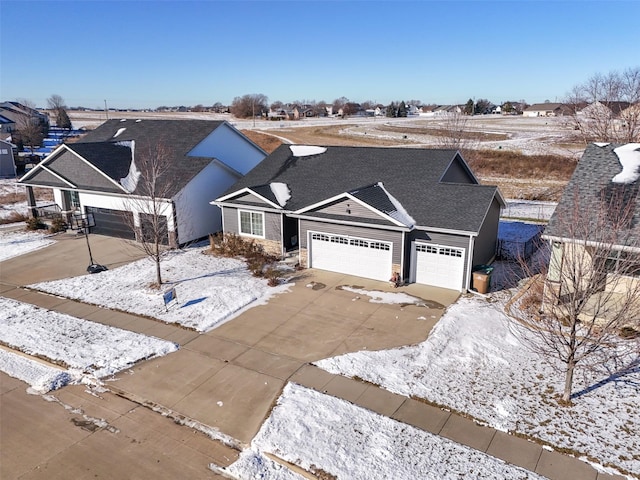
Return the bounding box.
[220,145,500,233]
[546,143,640,245]
[23,119,229,197]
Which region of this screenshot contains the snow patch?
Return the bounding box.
[119,141,140,193]
[594,142,610,147]
[0,348,72,393]
[270,182,291,207]
[113,127,126,138]
[289,145,326,157]
[612,143,640,184]
[223,383,547,480]
[377,182,416,227]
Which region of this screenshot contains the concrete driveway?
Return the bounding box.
[110,268,459,445]
[1,235,459,475]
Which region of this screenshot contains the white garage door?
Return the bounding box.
[414,243,465,290]
[309,232,392,281]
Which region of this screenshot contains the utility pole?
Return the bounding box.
[104,99,109,120]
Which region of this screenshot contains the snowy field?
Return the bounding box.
[316,294,640,478]
[0,297,177,392]
[502,199,556,221]
[29,246,291,331]
[219,383,546,480]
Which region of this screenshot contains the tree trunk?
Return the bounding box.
[154,240,162,286]
[562,358,575,403]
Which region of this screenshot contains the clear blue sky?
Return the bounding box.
[1,1,638,109]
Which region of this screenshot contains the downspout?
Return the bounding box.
[400,231,406,282]
[465,234,476,291]
[280,213,285,260]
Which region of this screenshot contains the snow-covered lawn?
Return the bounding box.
[0,297,178,391]
[0,229,55,262]
[0,348,71,394]
[316,294,640,477]
[29,246,290,332]
[219,383,546,480]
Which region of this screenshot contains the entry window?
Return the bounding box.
[239,210,264,237]
[70,191,81,209]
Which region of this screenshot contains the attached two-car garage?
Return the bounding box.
[309,232,393,282]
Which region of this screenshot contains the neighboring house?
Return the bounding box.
[543,143,640,302]
[213,145,505,291]
[0,101,49,129]
[579,101,631,119]
[0,139,16,177]
[18,119,266,246]
[0,114,15,134]
[523,103,569,117]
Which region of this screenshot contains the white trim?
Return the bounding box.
[238,209,266,238]
[295,192,406,227]
[541,234,640,254]
[40,165,77,188]
[466,235,475,291]
[413,225,477,236]
[293,213,410,232]
[18,143,129,193]
[307,229,393,281]
[214,187,281,209]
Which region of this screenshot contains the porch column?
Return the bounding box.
[26,186,37,218]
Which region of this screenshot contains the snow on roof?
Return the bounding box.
[612,143,640,184]
[594,142,610,147]
[377,181,415,227]
[270,182,291,207]
[113,127,126,138]
[290,145,327,157]
[119,140,139,192]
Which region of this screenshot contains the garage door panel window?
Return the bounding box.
[309,231,393,282]
[239,210,264,238]
[414,243,465,290]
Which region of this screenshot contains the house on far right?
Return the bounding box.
[542,142,640,319]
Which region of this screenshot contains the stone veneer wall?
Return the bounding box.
[252,238,283,258]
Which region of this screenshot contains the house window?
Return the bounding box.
[605,250,640,277]
[70,191,81,209]
[239,210,264,237]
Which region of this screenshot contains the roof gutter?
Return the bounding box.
[542,234,640,254]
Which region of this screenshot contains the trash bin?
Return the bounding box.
[472,265,494,294]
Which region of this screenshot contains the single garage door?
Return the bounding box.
[86,206,135,240]
[309,232,392,281]
[414,243,465,290]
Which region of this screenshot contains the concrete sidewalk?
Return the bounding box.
[0,242,628,479]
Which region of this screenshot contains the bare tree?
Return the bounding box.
[14,114,46,155]
[434,111,478,151]
[47,94,72,129]
[564,67,640,143]
[506,186,640,404]
[230,93,268,119]
[121,142,176,286]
